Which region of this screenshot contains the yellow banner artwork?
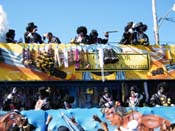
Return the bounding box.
[0,43,174,81]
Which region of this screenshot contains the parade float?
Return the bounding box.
[0,43,175,130]
[1,3,175,131]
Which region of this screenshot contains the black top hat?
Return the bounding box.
[103,87,109,93]
[37,87,49,97]
[141,24,148,32]
[90,29,98,36]
[6,29,15,37]
[157,82,167,90]
[8,29,15,34]
[76,26,87,35]
[130,85,137,92]
[27,22,37,28]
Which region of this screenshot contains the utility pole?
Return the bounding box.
[152,0,160,45]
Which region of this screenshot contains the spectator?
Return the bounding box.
[150,82,172,107]
[71,26,89,44]
[24,22,43,44]
[132,22,149,46]
[88,29,109,44]
[43,32,61,44]
[99,87,113,108]
[5,29,17,43]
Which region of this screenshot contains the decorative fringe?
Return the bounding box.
[63,44,69,68]
[98,48,105,82]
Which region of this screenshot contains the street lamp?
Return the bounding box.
[158,3,175,28]
[152,1,175,45]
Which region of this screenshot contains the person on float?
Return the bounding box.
[5,29,17,43]
[88,29,109,44]
[2,87,23,111]
[35,87,51,110]
[125,85,144,108]
[24,22,43,44]
[120,21,134,45]
[71,26,89,44]
[150,82,173,107]
[99,87,114,108]
[43,32,61,44]
[132,22,149,46]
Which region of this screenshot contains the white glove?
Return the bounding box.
[27,33,33,38]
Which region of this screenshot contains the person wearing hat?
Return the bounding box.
[150,82,173,107]
[88,29,109,44]
[24,22,43,44]
[35,87,51,110]
[71,26,89,44]
[125,85,144,107]
[6,29,17,43]
[132,22,149,46]
[99,87,113,108]
[120,21,134,45]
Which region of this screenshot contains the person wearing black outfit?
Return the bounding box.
[150,82,172,107]
[71,26,89,44]
[120,21,134,44]
[24,22,43,44]
[88,29,109,44]
[35,87,51,110]
[132,22,149,46]
[99,88,113,108]
[6,29,17,43]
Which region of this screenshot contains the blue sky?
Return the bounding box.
[1,0,175,44]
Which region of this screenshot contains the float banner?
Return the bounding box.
[76,53,150,71]
[0,43,174,81]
